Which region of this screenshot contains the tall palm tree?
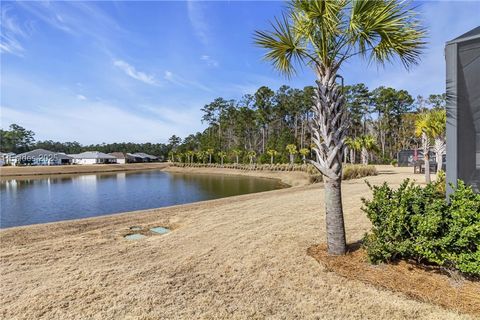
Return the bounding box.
[286,144,298,164]
[267,149,279,164]
[255,0,425,255]
[415,112,432,183]
[186,150,195,164]
[359,135,379,165]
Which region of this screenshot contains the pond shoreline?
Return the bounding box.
[0,162,170,179]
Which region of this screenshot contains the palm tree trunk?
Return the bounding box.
[434,137,445,174]
[324,177,347,255]
[422,132,430,183]
[361,147,368,165]
[350,149,355,164]
[309,73,349,256]
[271,155,274,165]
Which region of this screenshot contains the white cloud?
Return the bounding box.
[164,70,212,92]
[0,6,30,56]
[113,60,160,86]
[200,55,219,67]
[1,103,197,144]
[76,94,87,101]
[187,1,209,45]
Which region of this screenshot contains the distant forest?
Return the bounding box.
[0,83,445,164]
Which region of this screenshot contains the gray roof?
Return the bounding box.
[447,26,480,44]
[130,152,158,160]
[109,152,126,159]
[15,149,72,160]
[70,151,117,159]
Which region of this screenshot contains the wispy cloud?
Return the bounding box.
[187,1,209,45]
[201,55,219,67]
[76,94,87,101]
[0,6,32,56]
[114,60,160,86]
[164,70,212,92]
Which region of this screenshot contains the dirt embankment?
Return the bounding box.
[0,166,472,319]
[0,162,170,179]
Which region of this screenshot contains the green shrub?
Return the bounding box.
[390,159,398,167]
[362,179,480,277]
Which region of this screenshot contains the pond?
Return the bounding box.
[0,170,285,228]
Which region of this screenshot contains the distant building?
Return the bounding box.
[126,152,159,163]
[12,149,72,166]
[70,151,117,165]
[109,152,126,164]
[0,152,16,166]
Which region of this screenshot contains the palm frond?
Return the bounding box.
[349,0,426,69]
[254,14,309,77]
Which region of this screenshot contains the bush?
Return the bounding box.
[390,159,398,167]
[362,179,480,277]
[342,164,377,180]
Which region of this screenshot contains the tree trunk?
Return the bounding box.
[221,158,224,165]
[422,132,431,183]
[434,137,445,174]
[309,72,349,256]
[271,155,274,165]
[361,147,368,165]
[209,154,212,164]
[236,155,239,164]
[350,149,355,164]
[290,154,294,165]
[324,177,347,255]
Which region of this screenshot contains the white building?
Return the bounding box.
[12,149,72,166]
[0,152,16,166]
[70,151,117,165]
[109,152,126,164]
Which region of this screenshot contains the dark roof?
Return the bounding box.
[447,26,480,44]
[15,149,72,160]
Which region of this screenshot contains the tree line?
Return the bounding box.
[1,84,445,165]
[169,84,445,165]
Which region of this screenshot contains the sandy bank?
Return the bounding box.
[1,166,466,319]
[163,165,311,187]
[0,162,169,179]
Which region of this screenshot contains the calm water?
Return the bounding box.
[0,170,285,228]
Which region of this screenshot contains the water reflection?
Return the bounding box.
[0,171,284,228]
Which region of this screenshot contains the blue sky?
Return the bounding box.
[1,1,479,144]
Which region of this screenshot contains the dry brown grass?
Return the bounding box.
[0,162,169,179]
[307,244,480,317]
[0,165,473,319]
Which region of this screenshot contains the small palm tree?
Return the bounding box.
[196,150,206,164]
[344,137,361,164]
[299,148,309,164]
[168,150,175,162]
[206,148,214,164]
[286,144,298,164]
[267,149,278,164]
[255,0,425,255]
[415,112,432,183]
[359,135,379,165]
[231,149,242,164]
[217,151,227,165]
[429,109,446,175]
[247,150,256,164]
[176,153,184,163]
[186,150,195,164]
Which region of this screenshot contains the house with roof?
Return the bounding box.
[0,152,16,166]
[109,152,126,164]
[70,151,117,165]
[12,149,72,166]
[126,152,159,163]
